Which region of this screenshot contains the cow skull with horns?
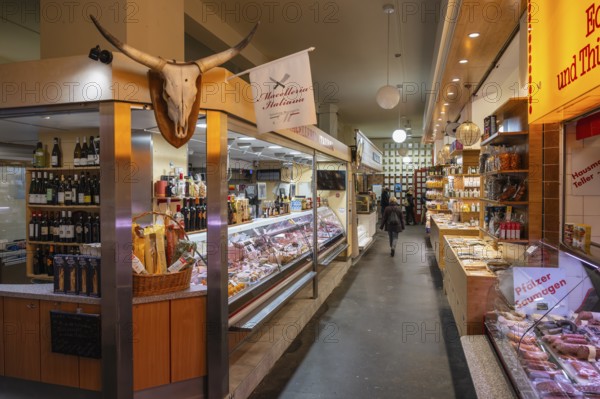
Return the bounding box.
[90,15,258,148]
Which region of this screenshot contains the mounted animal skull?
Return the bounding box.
[90,15,258,148]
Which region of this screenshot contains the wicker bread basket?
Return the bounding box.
[132,211,194,297]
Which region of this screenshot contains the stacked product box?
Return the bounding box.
[53,254,101,297]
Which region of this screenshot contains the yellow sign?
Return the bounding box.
[529,0,600,123]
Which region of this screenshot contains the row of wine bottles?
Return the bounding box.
[29,211,100,244]
[179,197,208,232]
[32,135,100,168]
[29,171,100,205]
[32,244,84,276]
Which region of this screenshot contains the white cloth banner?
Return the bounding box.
[250,51,317,134]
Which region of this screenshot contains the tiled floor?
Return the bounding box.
[249,225,479,399]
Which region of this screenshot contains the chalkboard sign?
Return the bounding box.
[50,310,101,359]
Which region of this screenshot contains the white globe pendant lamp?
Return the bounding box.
[392,128,407,143]
[376,4,399,110]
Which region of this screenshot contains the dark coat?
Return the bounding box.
[380,204,405,233]
[380,189,390,208]
[406,193,415,209]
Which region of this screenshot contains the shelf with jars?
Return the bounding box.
[27,134,102,280]
[478,98,542,244]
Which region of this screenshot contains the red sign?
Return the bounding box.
[576,111,600,140]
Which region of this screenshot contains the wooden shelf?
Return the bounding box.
[28,241,91,246]
[480,131,529,146]
[27,166,100,172]
[27,204,100,209]
[445,197,480,200]
[426,174,445,178]
[26,273,54,281]
[479,228,529,244]
[483,169,529,176]
[478,198,528,206]
[491,97,528,118]
[448,174,480,177]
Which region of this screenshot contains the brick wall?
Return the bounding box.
[539,123,561,245]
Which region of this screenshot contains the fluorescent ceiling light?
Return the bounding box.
[238,137,256,141]
[452,78,460,82]
[468,32,480,38]
[459,59,468,64]
[289,151,301,155]
[196,123,207,128]
[268,145,282,149]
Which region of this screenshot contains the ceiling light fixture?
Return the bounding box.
[452,78,460,82]
[459,59,468,64]
[468,32,480,38]
[444,103,450,106]
[376,4,400,109]
[268,145,282,149]
[196,123,207,128]
[455,84,482,146]
[238,137,256,141]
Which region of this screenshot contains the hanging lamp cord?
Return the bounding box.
[386,12,390,85]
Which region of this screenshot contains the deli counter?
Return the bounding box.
[189,206,346,329]
[485,242,600,398]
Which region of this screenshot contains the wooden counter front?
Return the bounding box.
[442,236,497,335]
[430,217,479,269]
[0,293,207,393]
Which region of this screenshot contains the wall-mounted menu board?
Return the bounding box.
[50,310,101,359]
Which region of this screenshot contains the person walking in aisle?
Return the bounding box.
[380,187,390,219]
[405,187,416,225]
[380,196,405,257]
[419,195,428,225]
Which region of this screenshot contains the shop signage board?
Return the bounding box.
[512,267,569,316]
[355,130,383,172]
[249,50,317,134]
[529,1,600,123]
[284,125,350,162]
[571,147,600,195]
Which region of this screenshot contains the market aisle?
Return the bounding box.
[249,225,478,399]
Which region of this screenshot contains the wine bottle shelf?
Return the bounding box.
[27,204,100,209]
[28,241,98,246]
[27,166,100,172]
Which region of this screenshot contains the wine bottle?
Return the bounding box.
[91,214,100,243]
[46,172,54,205]
[81,137,88,167]
[57,174,65,205]
[51,137,61,167]
[64,176,73,206]
[87,135,95,166]
[46,245,55,276]
[75,214,84,243]
[40,212,49,242]
[65,211,74,243]
[84,215,92,244]
[93,175,100,205]
[39,172,48,205]
[52,211,60,242]
[52,174,59,204]
[78,174,86,205]
[71,174,79,205]
[28,211,36,240]
[195,198,201,231]
[73,137,82,167]
[189,198,197,231]
[58,210,66,243]
[181,198,190,231]
[33,247,42,275]
[33,212,40,241]
[28,172,36,204]
[34,141,45,168]
[95,135,100,165]
[84,173,92,205]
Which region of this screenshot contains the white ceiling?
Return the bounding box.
[0,0,441,142]
[200,0,441,138]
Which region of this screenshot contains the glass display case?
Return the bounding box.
[485,241,600,398]
[356,193,376,214]
[190,206,345,314]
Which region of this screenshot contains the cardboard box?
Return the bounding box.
[88,256,101,298]
[53,255,67,293]
[65,255,79,295]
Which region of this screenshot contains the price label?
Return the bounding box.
[526,245,539,255]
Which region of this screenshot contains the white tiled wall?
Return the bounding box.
[564,125,600,245]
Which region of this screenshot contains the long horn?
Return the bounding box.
[90,15,166,71]
[195,23,259,73]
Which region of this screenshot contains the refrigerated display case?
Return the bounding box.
[484,242,600,398]
[189,206,345,317]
